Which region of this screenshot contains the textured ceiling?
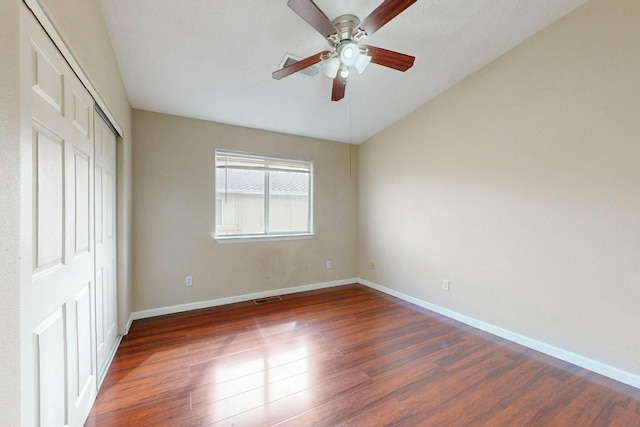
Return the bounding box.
[100,0,588,143]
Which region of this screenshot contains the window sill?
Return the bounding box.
[214,233,315,244]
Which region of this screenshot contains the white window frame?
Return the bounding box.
[214,150,314,242]
[215,197,240,231]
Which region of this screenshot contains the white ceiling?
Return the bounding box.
[100,0,588,143]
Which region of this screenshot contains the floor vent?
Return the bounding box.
[253,296,283,305]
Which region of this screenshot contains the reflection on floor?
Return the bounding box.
[86,284,640,426]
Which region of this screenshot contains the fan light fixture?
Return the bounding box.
[322,57,340,78]
[339,42,359,66]
[354,52,372,74]
[340,64,349,78]
[324,42,371,78]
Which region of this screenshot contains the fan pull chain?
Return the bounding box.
[349,82,353,181]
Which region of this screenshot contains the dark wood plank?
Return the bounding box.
[286,0,337,38]
[86,284,640,426]
[359,0,418,36]
[363,45,415,71]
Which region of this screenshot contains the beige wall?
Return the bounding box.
[0,1,21,423]
[132,110,357,311]
[36,0,134,333]
[359,0,640,377]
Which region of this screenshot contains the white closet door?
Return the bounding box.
[94,112,119,380]
[21,7,97,426]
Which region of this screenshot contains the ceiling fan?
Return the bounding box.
[272,0,417,101]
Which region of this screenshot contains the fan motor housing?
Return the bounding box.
[332,14,360,41]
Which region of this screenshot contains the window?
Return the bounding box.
[215,198,238,228]
[215,150,313,239]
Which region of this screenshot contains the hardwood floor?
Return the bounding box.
[86,284,640,426]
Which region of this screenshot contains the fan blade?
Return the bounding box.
[331,74,347,101]
[287,0,338,38]
[272,50,331,80]
[363,45,415,71]
[360,0,417,36]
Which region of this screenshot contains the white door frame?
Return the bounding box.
[94,108,120,384]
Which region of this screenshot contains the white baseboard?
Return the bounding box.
[97,334,122,390]
[124,313,134,335]
[126,277,639,390]
[359,278,640,390]
[131,278,358,321]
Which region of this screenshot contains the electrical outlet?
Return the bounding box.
[442,280,450,291]
[326,260,332,269]
[186,276,193,287]
[370,262,375,270]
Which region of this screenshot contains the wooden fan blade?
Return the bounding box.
[287,0,338,38]
[272,50,330,80]
[360,0,417,36]
[363,45,415,71]
[331,74,347,101]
